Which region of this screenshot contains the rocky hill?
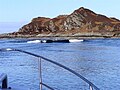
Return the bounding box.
[11,7,120,37]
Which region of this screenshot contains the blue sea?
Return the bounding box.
[0,38,120,90]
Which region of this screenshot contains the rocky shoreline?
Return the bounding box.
[0,33,120,39]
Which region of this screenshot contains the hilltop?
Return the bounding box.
[5,7,120,38]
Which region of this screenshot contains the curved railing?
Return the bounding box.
[0,48,100,90]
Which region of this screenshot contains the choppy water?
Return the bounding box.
[0,38,120,90]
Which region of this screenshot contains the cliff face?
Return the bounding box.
[13,7,120,37]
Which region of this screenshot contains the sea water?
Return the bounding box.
[0,38,120,90]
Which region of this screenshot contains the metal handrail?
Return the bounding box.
[0,48,100,90]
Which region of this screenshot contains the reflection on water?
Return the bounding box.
[0,39,120,90]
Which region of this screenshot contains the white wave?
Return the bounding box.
[69,39,84,43]
[42,40,46,43]
[27,40,41,43]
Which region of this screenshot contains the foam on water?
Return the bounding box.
[69,39,84,43]
[27,40,41,43]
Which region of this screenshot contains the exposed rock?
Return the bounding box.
[11,7,120,37]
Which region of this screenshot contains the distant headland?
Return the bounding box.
[1,7,120,38]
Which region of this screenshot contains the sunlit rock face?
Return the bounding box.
[13,7,120,37]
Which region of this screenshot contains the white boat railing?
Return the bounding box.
[0,48,100,90]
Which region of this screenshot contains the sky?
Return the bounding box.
[0,0,120,33]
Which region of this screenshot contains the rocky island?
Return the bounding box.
[1,7,120,38]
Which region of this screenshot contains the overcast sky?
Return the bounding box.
[0,0,120,33]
